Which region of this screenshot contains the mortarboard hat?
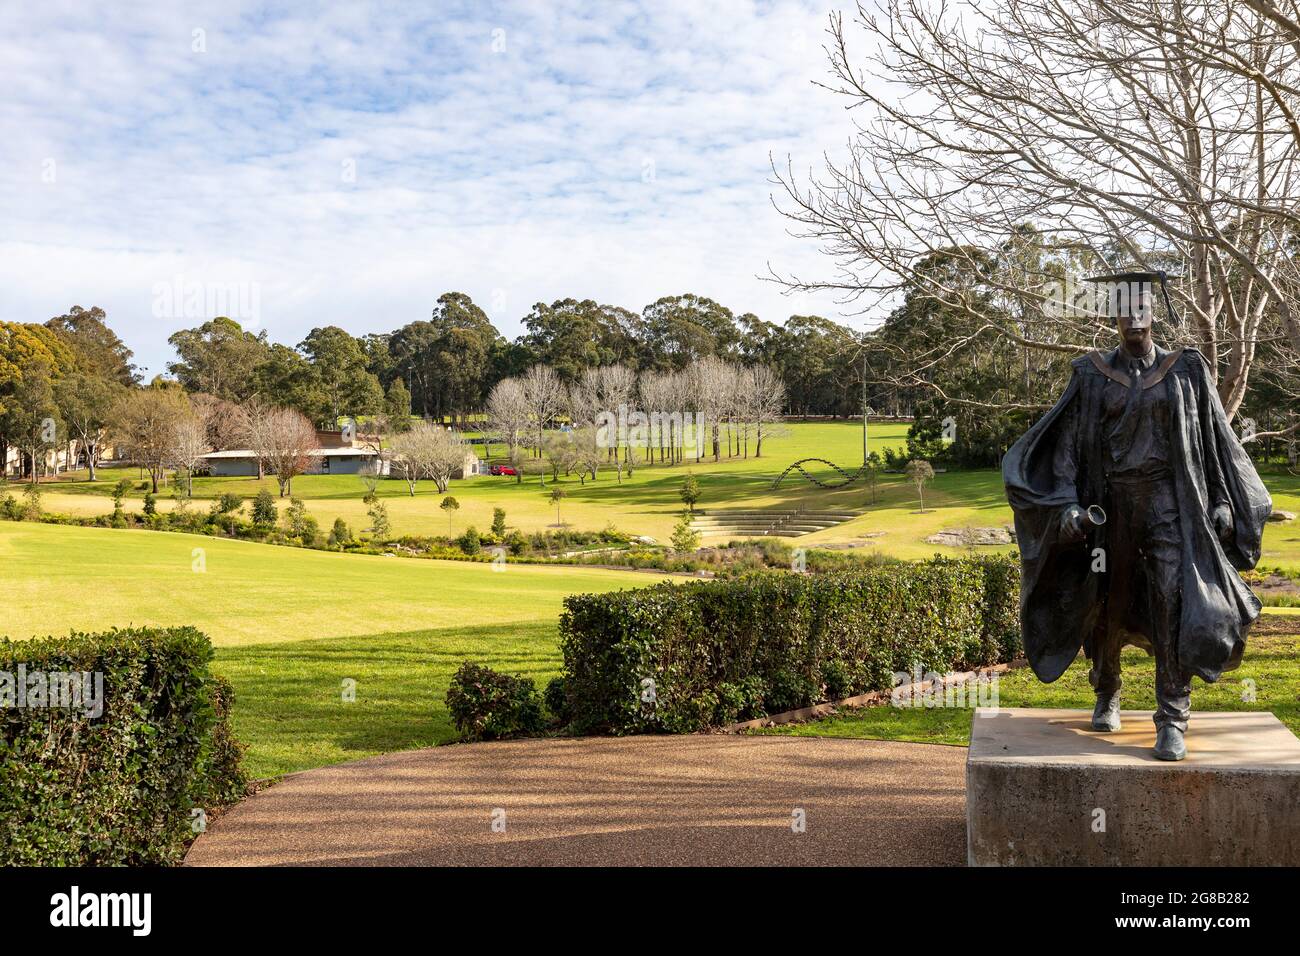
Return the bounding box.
[1084,269,1182,326]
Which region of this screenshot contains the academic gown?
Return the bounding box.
[1002,346,1272,684]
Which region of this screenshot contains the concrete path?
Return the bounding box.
[186,736,966,866]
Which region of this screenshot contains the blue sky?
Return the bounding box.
[1,0,859,376]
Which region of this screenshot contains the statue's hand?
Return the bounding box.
[1059,504,1086,543]
[1212,503,1234,541]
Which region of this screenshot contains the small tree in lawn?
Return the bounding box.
[679,474,700,513]
[492,507,507,537]
[283,497,311,538]
[670,511,700,553]
[863,451,882,505]
[329,517,353,547]
[22,483,43,521]
[211,493,243,536]
[252,488,277,527]
[549,487,567,527]
[368,499,391,540]
[111,477,131,523]
[440,496,460,536]
[904,459,934,514]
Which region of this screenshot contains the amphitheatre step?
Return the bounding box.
[687,508,862,538]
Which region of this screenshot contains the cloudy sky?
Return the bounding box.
[1,0,862,377]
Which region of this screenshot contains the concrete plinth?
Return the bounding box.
[967,708,1300,866]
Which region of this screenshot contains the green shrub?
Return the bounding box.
[0,494,20,521]
[670,511,700,553]
[492,507,507,536]
[368,500,391,539]
[252,489,277,527]
[444,661,544,742]
[0,626,247,865]
[544,675,572,724]
[559,556,1018,734]
[212,492,243,516]
[328,517,353,547]
[22,484,42,520]
[283,497,310,537]
[458,526,481,555]
[142,491,157,516]
[196,676,249,807]
[971,553,1021,663]
[504,530,528,555]
[111,478,131,507]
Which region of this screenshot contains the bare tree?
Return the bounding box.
[640,368,694,464]
[114,387,190,493]
[687,356,731,461]
[566,368,603,428]
[167,409,211,496]
[775,0,1300,418]
[191,393,246,451]
[519,365,565,455]
[388,420,468,494]
[238,397,275,480]
[386,431,424,497]
[423,424,467,493]
[572,426,603,483]
[263,407,319,497]
[485,377,531,460]
[739,364,787,458]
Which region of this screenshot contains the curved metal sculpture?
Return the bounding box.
[771,458,871,490]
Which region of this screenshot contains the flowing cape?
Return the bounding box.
[1002,347,1271,683]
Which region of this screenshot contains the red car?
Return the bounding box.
[489,465,517,476]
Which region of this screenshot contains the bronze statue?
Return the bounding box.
[1003,271,1272,760]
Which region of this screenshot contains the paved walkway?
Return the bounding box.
[185,735,967,866]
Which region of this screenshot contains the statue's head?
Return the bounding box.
[1085,270,1171,352]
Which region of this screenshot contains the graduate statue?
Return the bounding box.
[1003,271,1272,760]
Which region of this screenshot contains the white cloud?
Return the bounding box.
[0,0,866,376]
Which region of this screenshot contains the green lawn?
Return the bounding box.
[216,622,564,777]
[753,634,1300,744]
[0,521,669,777]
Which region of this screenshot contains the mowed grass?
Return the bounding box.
[215,623,564,778]
[753,634,1300,745]
[0,521,671,777]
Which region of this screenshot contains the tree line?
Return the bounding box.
[0,296,825,488]
[161,291,868,427]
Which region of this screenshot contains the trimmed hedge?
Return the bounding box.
[0,626,248,865]
[558,554,1020,734]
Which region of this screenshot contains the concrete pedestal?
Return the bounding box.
[967,708,1300,866]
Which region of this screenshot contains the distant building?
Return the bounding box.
[200,430,389,478]
[2,440,118,479]
[453,452,486,479]
[200,446,389,477]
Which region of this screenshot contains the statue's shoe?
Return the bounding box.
[1153,725,1186,761]
[1090,694,1122,732]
